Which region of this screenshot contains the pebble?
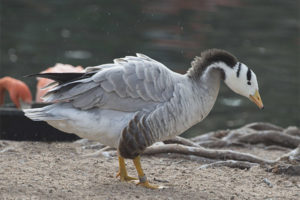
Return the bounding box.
[263,178,273,188]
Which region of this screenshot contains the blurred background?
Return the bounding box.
[0,0,299,137]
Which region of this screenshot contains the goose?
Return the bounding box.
[0,76,32,109]
[24,49,264,189]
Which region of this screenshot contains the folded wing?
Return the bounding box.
[42,54,176,112]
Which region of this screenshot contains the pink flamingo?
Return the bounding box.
[0,76,32,109]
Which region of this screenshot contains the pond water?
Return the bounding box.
[0,0,299,137]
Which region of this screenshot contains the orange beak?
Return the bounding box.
[249,90,264,110]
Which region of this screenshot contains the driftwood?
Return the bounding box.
[269,145,300,176]
[191,122,300,148]
[243,122,284,131]
[143,144,275,165]
[163,136,200,147]
[198,160,259,170]
[76,122,300,175]
[224,130,300,148]
[145,123,300,175]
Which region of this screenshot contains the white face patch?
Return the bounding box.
[223,62,259,98]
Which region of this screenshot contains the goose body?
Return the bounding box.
[24,49,263,188]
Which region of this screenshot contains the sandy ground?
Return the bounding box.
[0,140,299,200]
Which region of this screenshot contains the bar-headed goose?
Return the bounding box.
[24,49,264,189]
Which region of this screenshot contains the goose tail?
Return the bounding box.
[23,104,65,121]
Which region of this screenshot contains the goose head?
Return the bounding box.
[223,62,264,109]
[188,49,264,109]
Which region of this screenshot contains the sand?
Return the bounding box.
[0,140,299,200]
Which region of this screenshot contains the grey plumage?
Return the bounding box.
[24,50,241,158]
[42,54,175,112]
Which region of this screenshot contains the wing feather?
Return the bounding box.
[43,55,178,112]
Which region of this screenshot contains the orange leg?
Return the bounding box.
[132,156,164,189]
[116,156,137,182]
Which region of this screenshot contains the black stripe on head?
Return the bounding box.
[236,62,241,77]
[247,68,252,85]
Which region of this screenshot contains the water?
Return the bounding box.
[0,0,299,137]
